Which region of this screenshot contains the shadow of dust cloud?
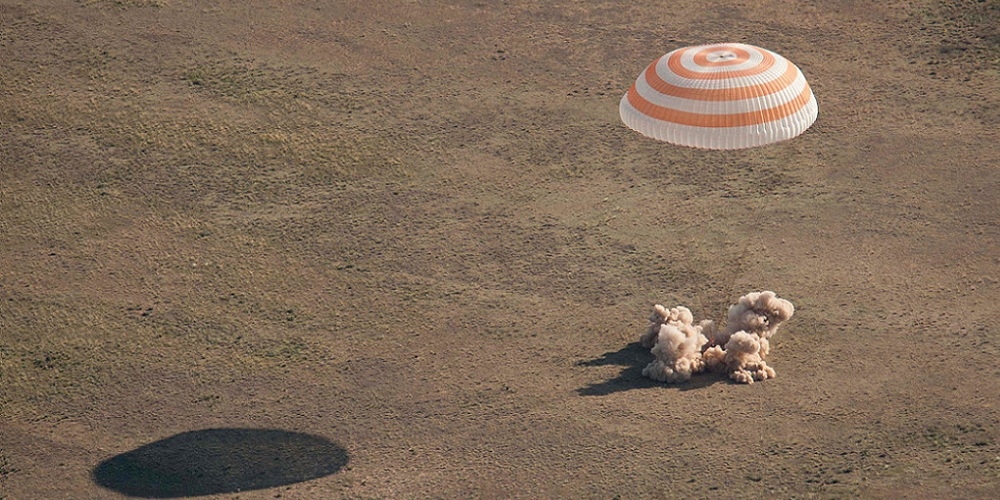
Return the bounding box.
[92,428,349,498]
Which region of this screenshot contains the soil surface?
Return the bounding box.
[2,1,999,498]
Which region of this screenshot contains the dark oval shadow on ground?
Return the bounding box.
[92,428,348,498]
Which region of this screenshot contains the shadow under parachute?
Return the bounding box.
[576,342,724,395]
[92,428,348,498]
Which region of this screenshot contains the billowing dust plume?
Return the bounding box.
[641,291,794,384]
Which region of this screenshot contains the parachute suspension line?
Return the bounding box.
[716,193,769,326]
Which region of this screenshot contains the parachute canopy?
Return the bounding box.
[620,43,818,150]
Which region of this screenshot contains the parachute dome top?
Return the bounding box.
[620,43,818,150]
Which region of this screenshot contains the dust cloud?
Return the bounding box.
[642,291,794,384]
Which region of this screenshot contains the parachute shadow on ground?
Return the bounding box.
[91,428,349,498]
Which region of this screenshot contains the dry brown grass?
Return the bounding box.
[2,0,999,498]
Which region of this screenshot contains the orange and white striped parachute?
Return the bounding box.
[620,43,818,150]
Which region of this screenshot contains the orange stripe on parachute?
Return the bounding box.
[644,58,800,101]
[626,81,814,128]
[666,48,776,80]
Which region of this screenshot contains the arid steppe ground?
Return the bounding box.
[2,0,1000,498]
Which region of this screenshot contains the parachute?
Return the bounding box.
[620,43,818,150]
